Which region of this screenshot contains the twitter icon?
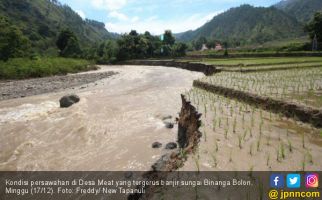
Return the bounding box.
[287,174,301,188]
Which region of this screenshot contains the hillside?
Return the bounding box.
[0,0,115,55]
[274,0,322,23]
[177,5,304,45]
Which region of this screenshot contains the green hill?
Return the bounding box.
[0,0,116,55]
[177,5,304,45]
[274,0,322,23]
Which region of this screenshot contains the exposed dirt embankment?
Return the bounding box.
[129,95,202,200]
[193,80,322,128]
[121,60,219,75]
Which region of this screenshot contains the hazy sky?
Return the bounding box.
[59,0,282,34]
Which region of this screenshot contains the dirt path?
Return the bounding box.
[0,65,203,171]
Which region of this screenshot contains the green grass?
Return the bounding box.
[0,57,95,79]
[187,57,322,66]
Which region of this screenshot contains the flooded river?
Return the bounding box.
[0,65,203,171]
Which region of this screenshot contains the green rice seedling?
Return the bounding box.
[249,143,253,156]
[211,153,217,168]
[301,154,306,171]
[218,118,221,128]
[306,150,313,165]
[238,134,243,149]
[233,117,237,133]
[214,139,219,152]
[229,148,233,163]
[302,133,306,149]
[243,130,248,141]
[248,165,254,178]
[225,128,229,139]
[280,143,285,160]
[266,153,270,167]
[266,135,270,146]
[180,148,188,160]
[212,118,216,131]
[276,148,280,163]
[287,140,293,153]
[257,138,261,152]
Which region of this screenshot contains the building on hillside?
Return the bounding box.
[215,43,223,51]
[201,44,208,51]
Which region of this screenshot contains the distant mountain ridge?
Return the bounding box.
[177,5,304,45]
[274,0,322,23]
[0,0,116,54]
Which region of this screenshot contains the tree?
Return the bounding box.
[305,12,322,45]
[0,16,30,61]
[117,30,149,60]
[56,29,81,57]
[96,40,119,64]
[172,42,188,57]
[163,30,175,46]
[193,37,207,50]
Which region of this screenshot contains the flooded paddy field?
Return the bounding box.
[180,88,322,171]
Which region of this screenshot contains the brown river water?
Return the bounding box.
[0,65,203,171]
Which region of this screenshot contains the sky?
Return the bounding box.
[59,0,282,34]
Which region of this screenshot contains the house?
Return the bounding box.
[215,43,223,51]
[201,44,208,51]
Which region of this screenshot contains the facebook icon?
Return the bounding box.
[270,174,285,188]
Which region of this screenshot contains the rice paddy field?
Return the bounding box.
[179,57,322,171]
[200,67,322,108]
[180,88,322,171]
[188,57,322,67]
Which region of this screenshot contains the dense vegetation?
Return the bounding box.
[177,5,304,46]
[0,58,93,79]
[0,0,187,79]
[306,12,322,45]
[1,0,322,80]
[0,0,115,55]
[274,0,322,23]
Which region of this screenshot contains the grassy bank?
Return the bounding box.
[0,57,95,80]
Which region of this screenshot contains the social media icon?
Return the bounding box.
[287,174,301,188]
[270,174,284,188]
[306,173,319,188]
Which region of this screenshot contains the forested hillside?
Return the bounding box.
[0,0,116,55]
[274,0,322,23]
[177,5,304,45]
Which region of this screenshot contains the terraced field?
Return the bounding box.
[199,67,322,108]
[178,57,322,72]
[180,88,322,171]
[179,57,322,171]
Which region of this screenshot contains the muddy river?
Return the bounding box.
[0,65,203,171]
